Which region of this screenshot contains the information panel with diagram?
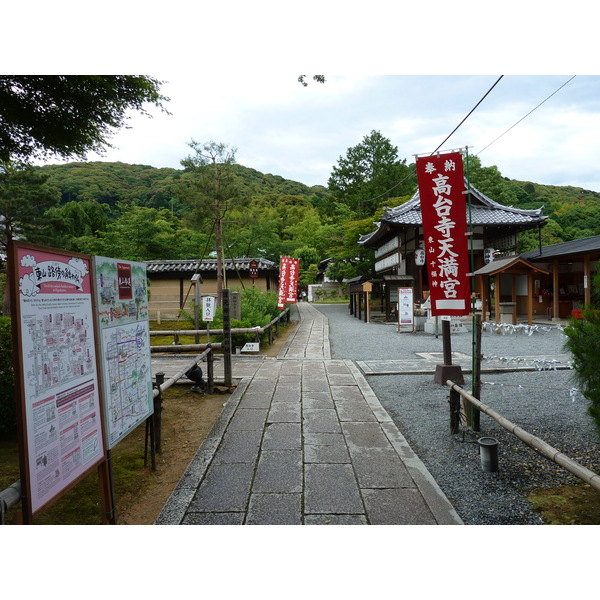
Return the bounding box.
[14,245,106,516]
[94,257,153,448]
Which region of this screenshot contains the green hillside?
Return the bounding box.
[10,157,599,280]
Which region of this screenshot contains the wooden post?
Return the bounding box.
[98,453,116,524]
[584,254,591,305]
[552,258,559,320]
[527,273,533,326]
[206,348,214,394]
[222,288,232,388]
[153,372,165,455]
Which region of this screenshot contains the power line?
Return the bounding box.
[432,75,504,154]
[476,75,576,155]
[355,76,505,208]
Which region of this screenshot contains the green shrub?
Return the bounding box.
[0,317,16,436]
[564,306,600,435]
[179,287,282,348]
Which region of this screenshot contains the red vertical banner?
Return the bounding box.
[286,258,300,303]
[416,152,471,317]
[277,256,300,309]
[277,257,290,309]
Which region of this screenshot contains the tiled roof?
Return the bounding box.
[521,235,600,261]
[359,180,546,247]
[146,258,278,273]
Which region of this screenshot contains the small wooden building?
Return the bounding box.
[145,258,279,319]
[521,235,600,320]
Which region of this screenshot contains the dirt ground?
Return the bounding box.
[117,326,294,525]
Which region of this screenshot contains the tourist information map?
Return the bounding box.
[93,256,153,449]
[13,244,106,516]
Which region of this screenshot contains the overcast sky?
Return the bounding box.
[8,4,599,195]
[74,74,599,192]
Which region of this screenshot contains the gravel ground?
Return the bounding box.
[313,304,600,525]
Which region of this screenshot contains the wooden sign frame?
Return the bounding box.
[9,242,109,522]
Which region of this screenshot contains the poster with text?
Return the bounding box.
[398,287,414,329]
[94,257,153,448]
[14,244,106,517]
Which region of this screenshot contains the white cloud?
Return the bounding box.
[53,74,600,192]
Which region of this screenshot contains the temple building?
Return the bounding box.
[357,180,548,324]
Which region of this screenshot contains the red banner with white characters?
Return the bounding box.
[277,256,300,309]
[416,152,471,317]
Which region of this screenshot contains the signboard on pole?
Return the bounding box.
[416,151,471,317]
[277,256,300,309]
[398,287,414,332]
[94,256,153,449]
[202,295,217,322]
[11,243,106,518]
[249,259,259,279]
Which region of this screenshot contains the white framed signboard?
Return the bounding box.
[12,243,106,518]
[202,295,217,322]
[398,287,414,332]
[94,256,153,449]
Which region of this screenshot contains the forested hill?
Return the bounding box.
[29,160,600,270]
[37,160,600,244]
[38,161,330,216]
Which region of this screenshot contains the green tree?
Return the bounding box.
[71,204,208,261]
[179,141,240,302]
[43,199,110,250]
[0,316,16,435]
[0,161,61,247]
[0,76,168,163]
[328,130,415,218]
[326,212,385,282]
[564,265,600,435]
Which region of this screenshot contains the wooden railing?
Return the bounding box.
[447,380,600,492]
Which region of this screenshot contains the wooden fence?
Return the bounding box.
[447,380,600,492]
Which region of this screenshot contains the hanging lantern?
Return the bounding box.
[414,248,426,266]
[484,248,495,264]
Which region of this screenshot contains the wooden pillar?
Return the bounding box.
[584,254,591,305]
[527,272,533,326]
[480,275,488,322]
[494,275,500,322]
[552,259,560,320]
[511,274,517,324]
[365,291,370,323]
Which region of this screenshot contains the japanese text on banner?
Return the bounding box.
[416,152,471,317]
[277,256,300,309]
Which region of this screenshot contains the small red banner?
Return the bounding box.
[249,259,259,279]
[416,152,471,317]
[117,262,133,299]
[277,256,300,309]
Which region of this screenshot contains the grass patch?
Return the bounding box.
[0,387,197,525]
[528,483,600,524]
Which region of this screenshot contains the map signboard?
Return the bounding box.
[12,243,106,517]
[94,257,153,449]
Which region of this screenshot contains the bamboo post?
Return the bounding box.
[472,313,482,431]
[449,388,461,434]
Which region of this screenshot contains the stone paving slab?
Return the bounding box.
[154,303,463,526]
[155,355,463,525]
